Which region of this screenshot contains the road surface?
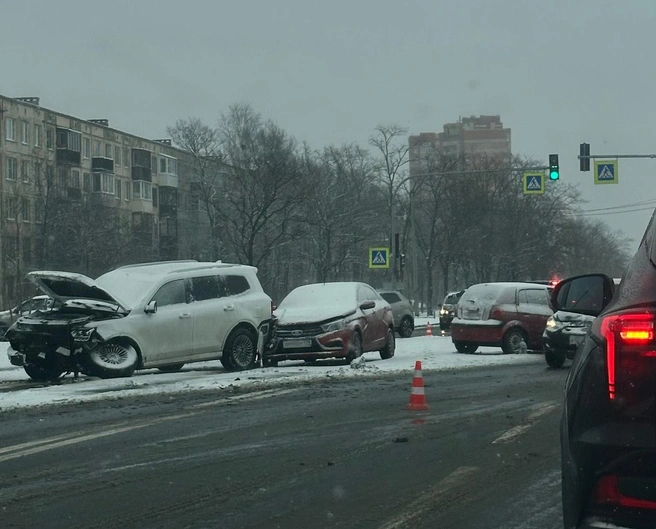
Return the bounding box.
[0,362,565,529]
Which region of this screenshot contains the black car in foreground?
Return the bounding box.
[559,214,656,528]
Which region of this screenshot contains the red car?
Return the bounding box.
[264,282,395,367]
[450,282,553,354]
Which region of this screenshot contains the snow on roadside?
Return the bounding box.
[0,337,543,411]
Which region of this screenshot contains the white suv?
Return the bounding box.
[5,261,273,381]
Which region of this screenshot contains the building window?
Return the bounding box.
[115,146,121,167]
[5,118,15,141]
[100,173,114,194]
[57,166,68,187]
[92,173,101,193]
[83,138,90,159]
[21,161,29,183]
[125,181,130,201]
[83,172,91,192]
[151,156,158,174]
[6,157,17,180]
[123,147,129,167]
[21,122,29,144]
[46,128,54,149]
[21,198,30,222]
[132,181,152,200]
[152,187,158,207]
[6,197,16,220]
[93,140,101,156]
[34,162,41,185]
[160,156,178,175]
[105,144,112,159]
[35,200,44,224]
[116,178,122,200]
[34,124,42,147]
[71,170,80,188]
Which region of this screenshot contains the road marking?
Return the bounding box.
[0,388,297,464]
[492,401,558,444]
[378,466,478,529]
[189,387,298,408]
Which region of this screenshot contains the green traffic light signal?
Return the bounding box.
[549,154,559,181]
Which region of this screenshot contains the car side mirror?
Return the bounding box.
[144,300,157,314]
[550,274,615,317]
[359,300,376,310]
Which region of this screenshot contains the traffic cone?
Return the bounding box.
[425,322,432,337]
[405,361,429,411]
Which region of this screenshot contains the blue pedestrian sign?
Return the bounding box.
[523,171,545,195]
[594,160,618,185]
[369,247,390,269]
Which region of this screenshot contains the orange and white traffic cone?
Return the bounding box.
[425,322,432,336]
[405,360,429,411]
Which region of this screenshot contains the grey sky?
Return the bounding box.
[2,0,654,248]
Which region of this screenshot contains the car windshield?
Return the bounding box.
[444,294,460,304]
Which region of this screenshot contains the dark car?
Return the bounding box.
[439,290,464,330]
[450,282,553,354]
[377,289,414,338]
[265,282,395,366]
[559,218,656,527]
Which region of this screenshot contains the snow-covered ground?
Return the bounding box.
[0,337,543,411]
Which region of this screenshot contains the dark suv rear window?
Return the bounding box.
[225,275,250,296]
[380,293,401,304]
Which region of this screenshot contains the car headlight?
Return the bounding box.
[71,327,95,342]
[321,319,346,333]
[546,317,557,329]
[440,309,448,315]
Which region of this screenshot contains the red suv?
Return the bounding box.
[450,282,553,354]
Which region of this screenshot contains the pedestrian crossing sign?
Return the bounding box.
[594,160,618,185]
[369,247,390,269]
[523,172,545,195]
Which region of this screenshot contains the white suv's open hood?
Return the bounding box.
[26,271,126,311]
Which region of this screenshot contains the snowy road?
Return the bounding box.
[0,362,565,529]
[0,336,545,411]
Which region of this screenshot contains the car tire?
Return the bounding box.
[157,363,185,372]
[502,328,526,354]
[545,350,566,368]
[379,328,396,359]
[223,328,257,371]
[398,317,414,338]
[454,341,478,354]
[87,341,139,379]
[346,331,363,363]
[24,361,64,382]
[262,357,278,368]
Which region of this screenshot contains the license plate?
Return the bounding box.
[283,339,312,349]
[569,335,584,346]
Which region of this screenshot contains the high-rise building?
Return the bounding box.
[409,115,512,175]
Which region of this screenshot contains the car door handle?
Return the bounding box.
[179,313,192,319]
[224,305,235,312]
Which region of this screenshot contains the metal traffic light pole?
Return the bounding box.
[579,143,656,172]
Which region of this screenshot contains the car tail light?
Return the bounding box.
[593,310,656,401]
[489,306,504,321]
[593,474,656,510]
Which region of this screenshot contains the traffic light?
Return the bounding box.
[549,154,560,180]
[579,143,590,172]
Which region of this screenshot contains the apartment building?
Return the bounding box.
[0,95,207,307]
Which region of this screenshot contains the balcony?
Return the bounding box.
[56,150,81,166]
[131,166,151,182]
[67,187,82,201]
[56,128,82,165]
[158,173,178,188]
[159,204,177,217]
[92,157,114,172]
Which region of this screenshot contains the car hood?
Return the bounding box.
[26,271,126,311]
[274,306,356,325]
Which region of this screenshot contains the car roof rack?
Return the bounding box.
[116,260,199,270]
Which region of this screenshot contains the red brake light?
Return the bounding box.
[597,312,656,401]
[594,475,656,510]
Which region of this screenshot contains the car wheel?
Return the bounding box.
[502,328,526,354]
[87,341,139,378]
[379,328,396,359]
[262,357,278,368]
[24,361,64,382]
[398,317,414,338]
[454,341,478,354]
[346,331,363,363]
[223,328,257,371]
[545,350,566,368]
[158,363,185,372]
